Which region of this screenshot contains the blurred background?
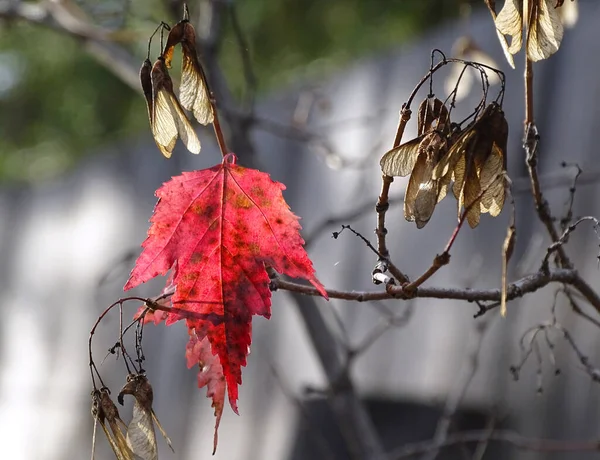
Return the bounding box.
[2,0,600,459]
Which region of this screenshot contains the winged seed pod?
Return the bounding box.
[485,0,574,67]
[140,21,201,158]
[416,97,450,136]
[91,389,134,460]
[380,97,452,227]
[118,374,174,460]
[162,4,214,126]
[148,57,201,158]
[434,102,508,228]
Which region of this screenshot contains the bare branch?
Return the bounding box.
[271,268,600,317]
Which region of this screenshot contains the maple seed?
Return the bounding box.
[91,388,133,459]
[380,97,452,228]
[488,0,566,66]
[162,4,214,125]
[433,102,508,228]
[118,374,174,458]
[141,21,201,157]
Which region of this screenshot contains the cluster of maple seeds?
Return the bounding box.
[485,0,576,67]
[380,95,509,229]
[140,5,214,158]
[91,374,173,460]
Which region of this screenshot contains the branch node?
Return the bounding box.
[375,202,389,213]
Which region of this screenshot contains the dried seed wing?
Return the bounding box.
[495,0,523,56]
[127,399,158,460]
[479,145,506,216]
[151,59,201,156]
[151,410,175,453]
[404,153,425,222]
[452,153,466,203]
[414,180,438,229]
[96,418,125,460]
[97,390,134,460]
[162,16,214,125]
[152,87,179,158]
[140,59,153,119]
[436,170,451,203]
[405,132,446,227]
[492,105,509,157]
[169,92,201,154]
[432,128,474,181]
[181,41,214,125]
[527,0,563,61]
[380,135,424,177]
[501,224,516,316]
[416,98,449,136]
[463,165,481,228]
[119,374,172,459]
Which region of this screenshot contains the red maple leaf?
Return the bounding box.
[125,154,327,438]
[186,329,225,455]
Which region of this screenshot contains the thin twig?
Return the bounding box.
[541,216,600,271]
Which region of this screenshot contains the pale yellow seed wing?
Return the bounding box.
[495,0,523,56]
[169,91,201,154]
[527,0,564,61]
[479,145,506,216]
[152,89,179,158]
[483,0,517,68]
[380,135,423,177]
[153,88,201,156]
[181,51,214,125]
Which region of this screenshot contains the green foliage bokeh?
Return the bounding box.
[0,0,470,183]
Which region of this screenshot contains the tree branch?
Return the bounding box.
[271,268,600,316]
